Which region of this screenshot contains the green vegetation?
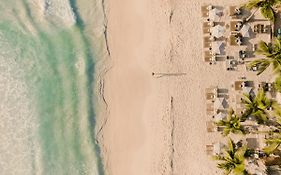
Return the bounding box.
[215,109,245,136]
[274,75,281,92]
[243,0,281,21]
[247,39,281,75]
[263,134,281,154]
[209,1,281,174]
[241,89,277,124]
[214,139,252,175]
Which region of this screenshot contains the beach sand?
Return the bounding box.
[99,0,273,174]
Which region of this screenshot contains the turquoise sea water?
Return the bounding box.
[0,0,105,174]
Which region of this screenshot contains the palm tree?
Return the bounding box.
[274,75,281,92]
[247,38,281,75]
[214,139,252,175]
[241,89,273,124]
[243,0,281,22]
[263,134,281,154]
[215,109,245,136]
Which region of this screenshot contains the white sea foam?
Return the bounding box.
[33,0,77,27]
[0,0,106,174]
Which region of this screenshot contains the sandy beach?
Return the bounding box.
[99,0,275,174]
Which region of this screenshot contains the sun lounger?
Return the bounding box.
[206,142,224,156]
[229,35,237,46]
[206,121,216,132]
[204,56,212,63]
[205,50,212,57]
[203,27,211,34]
[204,51,215,62]
[261,25,270,33]
[206,144,214,155]
[204,36,212,42]
[207,103,214,115]
[217,93,229,99]
[217,88,228,94]
[234,81,244,90]
[201,6,209,18]
[234,81,254,91]
[230,21,242,32]
[207,103,214,109]
[260,25,264,33]
[206,87,218,94]
[254,24,268,34]
[207,121,225,132]
[203,22,210,28]
[207,109,214,115]
[206,92,215,100]
[254,24,260,33]
[245,81,254,87]
[204,40,212,48]
[230,21,237,32]
[229,6,242,19]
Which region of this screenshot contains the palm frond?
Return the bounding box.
[247,59,271,75]
[263,141,281,154]
[274,75,281,92]
[256,41,271,55]
[244,0,263,9]
[234,146,247,161]
[227,139,235,154]
[253,110,269,124]
[214,139,250,175]
[261,5,276,21]
[233,164,247,175]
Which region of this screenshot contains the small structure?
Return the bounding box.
[242,86,255,96]
[212,41,224,55]
[214,97,227,110]
[240,24,251,38]
[213,112,227,122]
[210,25,225,38]
[209,8,222,21]
[213,142,224,155]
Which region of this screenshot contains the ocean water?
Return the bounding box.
[0,0,105,174]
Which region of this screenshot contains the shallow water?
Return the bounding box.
[0,0,105,174]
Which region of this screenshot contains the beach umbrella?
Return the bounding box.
[212,41,224,55]
[214,112,227,122]
[240,24,251,38]
[243,87,254,96]
[214,97,227,110]
[210,25,225,38]
[209,8,222,21]
[213,142,224,155]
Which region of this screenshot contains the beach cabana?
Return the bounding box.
[213,142,224,155]
[214,97,227,110]
[214,112,226,122]
[209,8,222,21]
[243,87,255,96]
[210,25,225,38]
[212,41,224,55]
[240,24,251,38]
